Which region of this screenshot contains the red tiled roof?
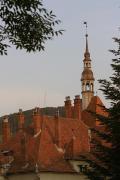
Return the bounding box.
[0,109,91,174]
[82,96,107,128]
[87,96,105,113]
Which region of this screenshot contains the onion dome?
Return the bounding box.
[81,69,95,81]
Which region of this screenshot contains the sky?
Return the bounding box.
[0,0,120,116]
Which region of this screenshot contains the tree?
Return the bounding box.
[0,0,63,55]
[85,37,120,180]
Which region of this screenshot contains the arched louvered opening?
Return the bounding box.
[86,82,90,91]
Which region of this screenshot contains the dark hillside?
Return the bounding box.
[0,106,65,141]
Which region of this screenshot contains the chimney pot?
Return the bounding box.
[65,96,70,101]
[75,95,80,100]
[33,107,41,134]
[19,109,23,114]
[33,107,40,115]
[18,109,24,130]
[74,95,81,120]
[2,116,10,143]
[64,96,72,118]
[3,116,9,123]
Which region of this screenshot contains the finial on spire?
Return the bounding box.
[84,21,89,53]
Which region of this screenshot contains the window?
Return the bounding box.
[78,164,88,173]
[86,83,90,91]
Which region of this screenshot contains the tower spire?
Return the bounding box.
[83,22,90,61]
[81,22,95,110]
[86,34,89,53]
[84,22,89,53]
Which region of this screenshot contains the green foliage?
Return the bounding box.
[0,0,63,55]
[86,38,120,180]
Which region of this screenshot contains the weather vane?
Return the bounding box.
[84,21,88,35]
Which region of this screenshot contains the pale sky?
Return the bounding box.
[0,0,120,116]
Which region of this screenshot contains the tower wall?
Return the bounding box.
[82,91,94,110]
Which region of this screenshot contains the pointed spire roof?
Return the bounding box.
[85,34,89,53]
[84,33,90,60]
[83,22,91,60]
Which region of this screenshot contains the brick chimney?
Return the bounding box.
[17,109,25,130]
[74,95,81,120]
[33,107,41,134]
[64,96,72,118]
[2,116,11,143]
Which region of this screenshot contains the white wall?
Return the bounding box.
[69,160,89,173]
[5,173,37,180]
[39,172,88,180]
[6,172,89,180]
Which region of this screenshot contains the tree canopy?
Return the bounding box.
[85,37,120,180]
[0,0,63,55]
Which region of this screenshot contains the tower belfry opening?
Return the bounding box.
[81,22,95,110]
